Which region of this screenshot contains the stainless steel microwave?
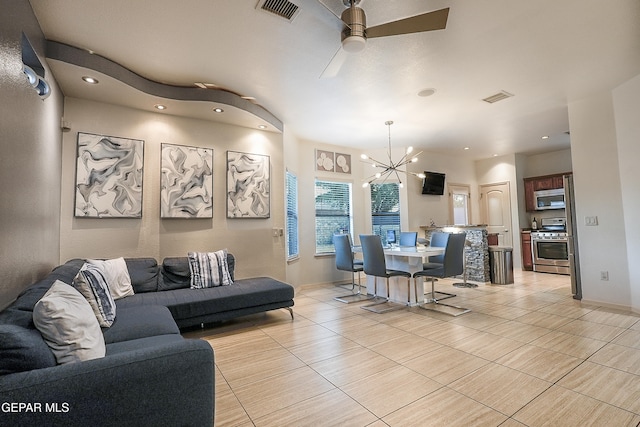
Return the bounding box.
[534,188,565,210]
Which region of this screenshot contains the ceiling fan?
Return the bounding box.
[319,0,449,78]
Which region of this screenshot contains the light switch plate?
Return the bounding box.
[585,216,598,226]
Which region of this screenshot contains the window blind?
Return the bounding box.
[285,171,299,258]
[371,183,400,244]
[315,180,352,254]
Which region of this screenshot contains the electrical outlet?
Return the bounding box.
[585,216,599,226]
[600,271,609,281]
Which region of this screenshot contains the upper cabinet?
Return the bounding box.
[523,172,571,212]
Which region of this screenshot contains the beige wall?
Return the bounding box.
[523,149,572,178]
[569,89,631,308]
[613,74,640,310]
[60,98,286,281]
[406,151,480,230]
[0,0,64,310]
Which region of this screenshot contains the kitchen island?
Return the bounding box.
[419,225,491,284]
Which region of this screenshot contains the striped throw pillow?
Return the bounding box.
[72,263,117,328]
[188,250,233,289]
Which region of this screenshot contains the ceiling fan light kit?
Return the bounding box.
[321,0,450,77]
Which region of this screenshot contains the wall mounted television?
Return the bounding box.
[421,171,446,195]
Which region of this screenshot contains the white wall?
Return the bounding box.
[612,74,640,310]
[568,90,631,307]
[60,98,286,281]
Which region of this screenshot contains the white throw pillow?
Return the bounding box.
[33,280,106,365]
[72,263,117,328]
[87,257,134,300]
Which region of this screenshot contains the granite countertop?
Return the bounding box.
[419,224,488,230]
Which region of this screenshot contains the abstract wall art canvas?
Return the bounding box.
[74,132,144,218]
[160,143,213,218]
[226,151,270,218]
[315,149,335,172]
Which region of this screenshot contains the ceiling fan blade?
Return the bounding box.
[366,7,449,38]
[320,46,349,79]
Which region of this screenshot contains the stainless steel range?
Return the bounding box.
[531,217,570,275]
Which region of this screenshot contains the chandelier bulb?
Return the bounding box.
[360,154,368,160]
[411,157,419,163]
[399,182,404,189]
[362,182,369,188]
[375,172,381,179]
[406,146,413,154]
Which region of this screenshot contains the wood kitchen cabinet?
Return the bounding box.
[523,172,571,212]
[521,231,533,270]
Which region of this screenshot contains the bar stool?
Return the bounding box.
[359,234,411,314]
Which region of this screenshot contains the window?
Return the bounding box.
[448,184,471,225]
[371,183,400,245]
[285,171,299,259]
[315,180,352,254]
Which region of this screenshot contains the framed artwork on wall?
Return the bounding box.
[334,152,351,174]
[315,149,335,172]
[226,151,270,218]
[74,132,144,218]
[160,143,213,218]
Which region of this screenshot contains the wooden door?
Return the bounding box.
[479,182,513,247]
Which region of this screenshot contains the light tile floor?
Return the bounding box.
[184,271,640,426]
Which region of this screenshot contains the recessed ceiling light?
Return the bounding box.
[154,104,167,110]
[418,88,436,97]
[541,135,549,140]
[258,125,267,130]
[82,76,99,84]
[464,147,470,150]
[493,154,498,157]
[213,108,224,113]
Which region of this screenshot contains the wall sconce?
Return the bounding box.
[22,33,50,99]
[22,64,50,98]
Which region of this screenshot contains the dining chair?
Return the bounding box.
[399,231,418,247]
[359,234,411,313]
[413,232,470,316]
[419,231,456,301]
[332,234,374,303]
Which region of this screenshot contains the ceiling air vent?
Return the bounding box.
[482,90,514,104]
[257,0,300,21]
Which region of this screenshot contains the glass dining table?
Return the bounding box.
[353,245,446,305]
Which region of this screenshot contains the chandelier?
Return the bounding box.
[361,121,425,188]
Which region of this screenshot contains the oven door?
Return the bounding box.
[532,237,570,274]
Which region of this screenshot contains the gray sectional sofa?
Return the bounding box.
[0,253,295,426]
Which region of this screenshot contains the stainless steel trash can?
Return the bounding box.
[489,246,514,284]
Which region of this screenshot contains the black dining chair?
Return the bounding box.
[413,232,470,316]
[399,231,418,247]
[332,234,373,303]
[359,234,411,313]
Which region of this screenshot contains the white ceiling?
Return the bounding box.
[30,0,640,160]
